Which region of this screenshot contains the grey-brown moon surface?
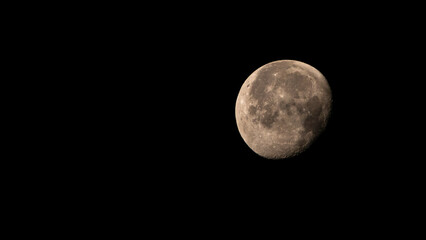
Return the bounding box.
[235,60,332,159]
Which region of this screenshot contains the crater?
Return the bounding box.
[248,105,257,116]
[279,100,296,116]
[296,137,308,149]
[260,109,279,129]
[296,104,305,114]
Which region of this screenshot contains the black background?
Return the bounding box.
[100,6,423,228]
[13,3,424,230]
[142,15,391,168]
[82,4,423,191]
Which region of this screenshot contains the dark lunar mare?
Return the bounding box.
[249,61,316,129]
[247,63,291,128]
[279,100,296,116]
[296,95,324,148]
[303,96,323,135]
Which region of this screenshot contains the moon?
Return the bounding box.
[235,60,332,159]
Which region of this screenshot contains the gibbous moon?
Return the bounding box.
[235,60,332,159]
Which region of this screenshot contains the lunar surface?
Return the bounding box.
[235,60,332,159]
